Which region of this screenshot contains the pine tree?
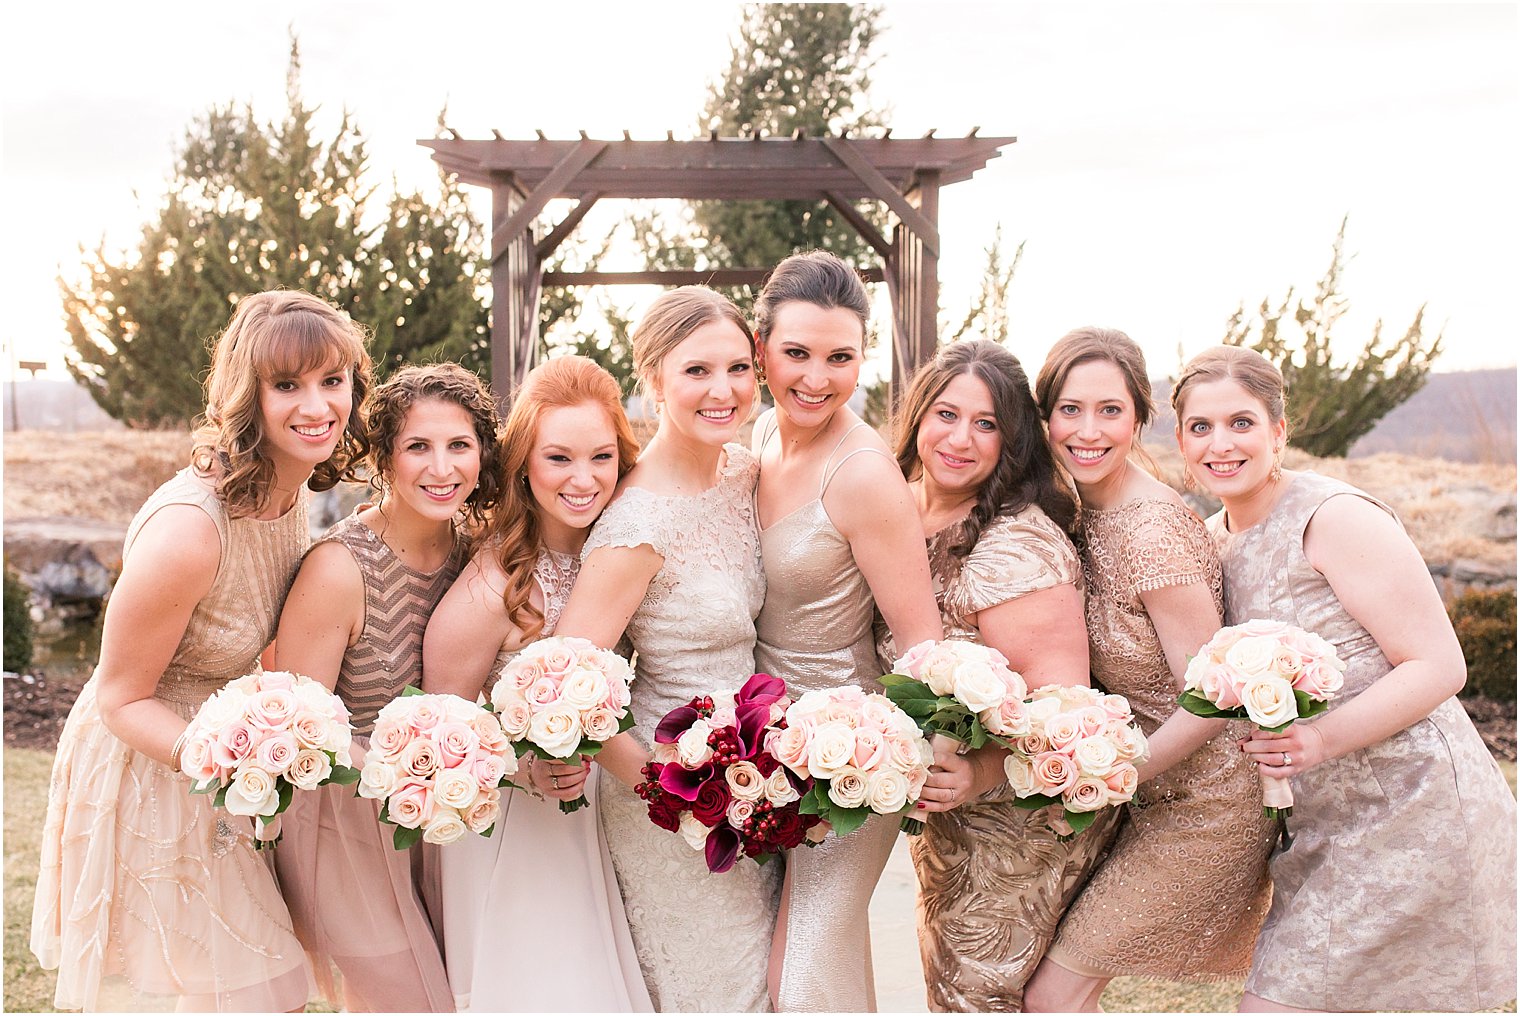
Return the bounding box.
[1224,217,1443,457]
[63,39,488,424]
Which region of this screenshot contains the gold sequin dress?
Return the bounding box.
[1044,497,1275,982]
[876,506,1123,1012]
[273,511,466,1012]
[1212,473,1517,1011]
[30,469,312,1012]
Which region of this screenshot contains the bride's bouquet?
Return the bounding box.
[179,670,359,848]
[882,639,1031,747]
[358,689,519,849]
[1003,684,1149,835]
[636,674,824,873]
[1178,619,1344,817]
[489,636,636,813]
[768,684,934,837]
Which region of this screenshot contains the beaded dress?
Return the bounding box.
[585,443,780,1012]
[1045,497,1275,981]
[1211,472,1516,1011]
[876,506,1122,1012]
[753,416,900,1014]
[273,511,466,1012]
[30,469,312,1012]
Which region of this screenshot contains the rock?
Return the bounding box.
[4,516,126,607]
[1483,494,1516,542]
[1451,558,1515,587]
[309,482,369,539]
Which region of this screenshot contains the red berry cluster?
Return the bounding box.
[707,726,744,766]
[741,799,821,858]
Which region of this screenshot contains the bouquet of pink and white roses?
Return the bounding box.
[1178,619,1344,817]
[489,636,636,813]
[637,674,826,872]
[358,689,519,849]
[882,639,1031,748]
[768,684,934,837]
[1003,684,1149,835]
[180,669,359,848]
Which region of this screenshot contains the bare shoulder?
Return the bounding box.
[1303,490,1408,569]
[291,539,364,599]
[125,502,221,584]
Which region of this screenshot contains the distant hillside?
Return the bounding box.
[1150,367,1516,464]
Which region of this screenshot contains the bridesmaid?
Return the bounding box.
[876,339,1122,1012]
[1173,345,1517,1013]
[749,251,950,1013]
[29,290,371,1011]
[272,362,497,1011]
[553,287,781,1012]
[422,355,651,1013]
[1023,327,1275,1012]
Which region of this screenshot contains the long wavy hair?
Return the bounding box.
[489,356,640,640]
[893,339,1079,549]
[1034,325,1162,478]
[365,362,502,531]
[191,290,373,518]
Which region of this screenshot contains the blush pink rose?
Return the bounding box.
[435,722,480,767]
[400,737,441,779]
[1065,775,1111,812]
[247,688,298,731]
[852,728,887,771]
[370,720,413,760]
[525,677,563,709]
[770,725,812,775]
[386,779,433,829]
[1043,713,1083,751]
[179,736,221,783]
[1031,751,1078,795]
[254,731,298,774]
[212,721,257,769]
[1104,763,1139,801]
[406,698,444,734]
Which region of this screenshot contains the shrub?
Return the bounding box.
[1450,588,1516,703]
[3,564,34,673]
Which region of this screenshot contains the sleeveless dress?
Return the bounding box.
[1210,471,1517,1011]
[272,511,465,1012]
[753,415,900,1013]
[585,443,780,1012]
[875,506,1123,1012]
[30,469,312,1012]
[438,547,653,1013]
[1045,497,1275,981]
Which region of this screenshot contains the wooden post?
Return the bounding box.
[489,179,541,410]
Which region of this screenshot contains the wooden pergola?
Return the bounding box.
[421,130,1015,403]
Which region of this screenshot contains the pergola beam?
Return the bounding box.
[543,267,886,288]
[490,139,607,263]
[535,193,602,261]
[821,137,940,256]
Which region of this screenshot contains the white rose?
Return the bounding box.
[1004,753,1038,796]
[1240,673,1298,729]
[1065,775,1112,813]
[434,769,480,811]
[806,721,857,780]
[1225,635,1281,677]
[1073,736,1120,777]
[1182,653,1211,693]
[286,748,332,790]
[725,760,766,802]
[764,767,801,806]
[223,765,279,817]
[582,708,621,743]
[919,656,957,697]
[676,721,715,768]
[1026,695,1062,725]
[293,678,339,715]
[826,766,869,809]
[678,811,709,851]
[464,792,501,834]
[950,663,1006,713]
[560,667,610,713]
[421,812,469,846]
[357,760,397,800]
[493,689,533,739]
[528,705,584,759]
[865,768,910,813]
[194,690,244,732]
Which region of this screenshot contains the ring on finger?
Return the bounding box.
[551,774,561,790]
[1282,752,1292,767]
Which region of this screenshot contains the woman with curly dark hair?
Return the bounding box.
[30,289,371,1012]
[875,338,1122,1011]
[273,360,501,1013]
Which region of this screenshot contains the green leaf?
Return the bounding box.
[827,804,869,839]
[559,795,590,815]
[798,785,828,817]
[326,764,361,786]
[378,801,391,823]
[478,823,496,838]
[1176,690,1239,719]
[1066,810,1097,834]
[393,824,423,851]
[190,778,220,796]
[618,711,637,735]
[1010,793,1062,811]
[276,779,294,814]
[401,685,426,698]
[878,672,914,689]
[212,786,228,809]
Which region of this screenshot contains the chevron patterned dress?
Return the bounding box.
[273,511,468,1012]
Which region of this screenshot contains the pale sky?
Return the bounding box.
[2,1,1516,386]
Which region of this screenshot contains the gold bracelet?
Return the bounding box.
[169,730,190,773]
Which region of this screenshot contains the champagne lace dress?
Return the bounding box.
[1211,472,1517,1011]
[30,469,312,1012]
[1045,497,1276,981]
[876,506,1123,1012]
[754,417,901,1014]
[438,547,653,1013]
[273,512,466,1012]
[585,443,780,1012]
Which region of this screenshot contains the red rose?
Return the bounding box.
[647,794,684,833]
[769,808,805,849]
[691,778,733,827]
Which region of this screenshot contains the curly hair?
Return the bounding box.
[893,340,1079,549]
[191,289,373,518]
[491,356,640,641]
[365,362,502,530]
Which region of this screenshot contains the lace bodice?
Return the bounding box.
[490,547,581,676]
[582,442,765,746]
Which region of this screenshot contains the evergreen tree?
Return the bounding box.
[1224,217,1442,457]
[63,39,488,424]
[947,226,1024,345]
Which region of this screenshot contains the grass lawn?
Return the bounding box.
[5,749,1515,1013]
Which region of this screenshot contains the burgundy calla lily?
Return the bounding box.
[659,760,714,801]
[705,825,741,873]
[654,706,701,744]
[737,672,785,707]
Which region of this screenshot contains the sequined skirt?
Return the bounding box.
[29,678,310,1012]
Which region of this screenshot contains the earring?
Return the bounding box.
[1181,467,1199,492]
[1271,451,1284,483]
[755,361,768,386]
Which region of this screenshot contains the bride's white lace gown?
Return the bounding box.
[584,443,781,1012]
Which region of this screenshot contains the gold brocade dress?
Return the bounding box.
[30,469,312,1012]
[877,506,1122,1012]
[1212,473,1516,1011]
[1044,497,1275,982]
